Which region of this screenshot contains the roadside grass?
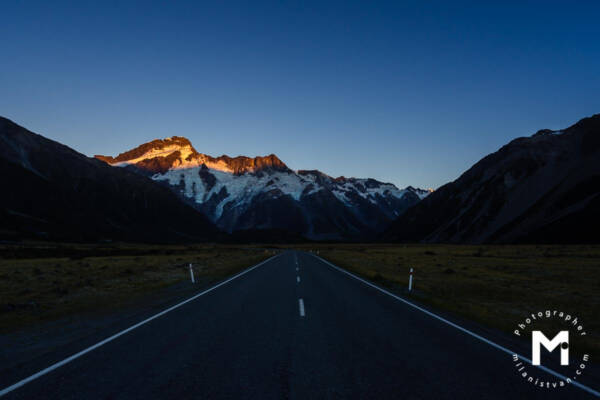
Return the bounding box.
[3,242,598,355]
[292,244,600,355]
[0,243,273,333]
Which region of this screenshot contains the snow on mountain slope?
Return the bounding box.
[158,168,306,218]
[96,138,431,239]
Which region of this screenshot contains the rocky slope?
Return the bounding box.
[0,118,219,242]
[96,138,431,240]
[383,114,600,243]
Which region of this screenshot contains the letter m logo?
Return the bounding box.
[532,331,569,366]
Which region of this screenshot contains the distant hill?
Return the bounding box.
[0,117,219,242]
[383,114,600,244]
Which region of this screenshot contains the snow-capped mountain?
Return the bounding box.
[96,137,432,239]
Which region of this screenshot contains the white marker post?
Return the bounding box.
[189,263,195,284]
[408,268,413,292]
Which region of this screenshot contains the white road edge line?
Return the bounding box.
[312,254,600,398]
[0,255,280,398]
[298,298,305,317]
[297,276,300,283]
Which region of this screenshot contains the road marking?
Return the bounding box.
[297,276,300,283]
[0,255,280,398]
[313,254,600,398]
[298,298,305,317]
[296,267,299,271]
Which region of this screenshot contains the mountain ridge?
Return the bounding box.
[96,137,290,175]
[0,117,220,242]
[96,137,431,240]
[383,113,600,243]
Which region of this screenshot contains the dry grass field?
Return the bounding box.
[2,242,598,354]
[288,243,600,354]
[0,242,273,332]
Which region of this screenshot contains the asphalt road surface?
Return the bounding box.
[1,251,598,399]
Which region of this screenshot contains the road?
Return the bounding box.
[1,251,597,399]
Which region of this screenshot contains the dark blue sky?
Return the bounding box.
[2,1,599,189]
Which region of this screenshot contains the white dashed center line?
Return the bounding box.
[298,298,305,317]
[297,276,300,283]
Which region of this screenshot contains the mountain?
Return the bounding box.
[96,138,431,240]
[383,114,600,244]
[0,117,219,242]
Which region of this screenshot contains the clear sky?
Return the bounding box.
[2,1,599,189]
